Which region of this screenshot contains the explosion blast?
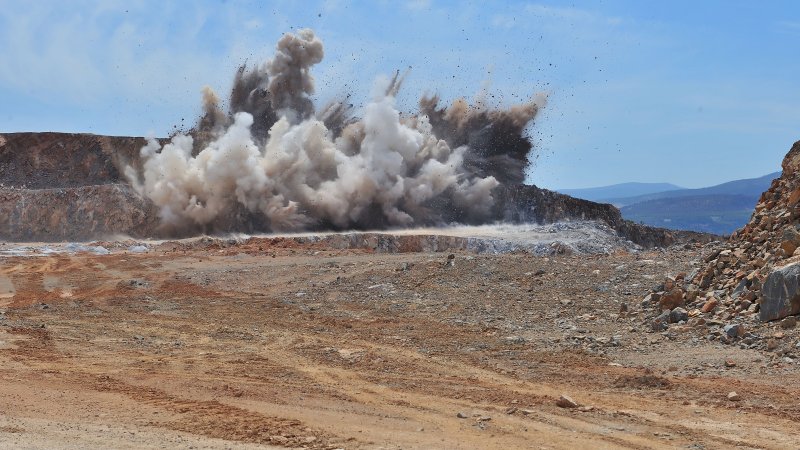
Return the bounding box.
[125,29,546,234]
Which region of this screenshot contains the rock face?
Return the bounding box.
[0,131,714,245]
[0,132,158,241]
[0,185,158,241]
[0,132,145,189]
[760,262,800,322]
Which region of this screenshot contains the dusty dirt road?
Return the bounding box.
[0,236,798,449]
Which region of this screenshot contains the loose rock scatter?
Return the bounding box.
[0,225,798,448]
[636,141,800,358]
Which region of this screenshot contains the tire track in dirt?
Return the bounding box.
[85,374,342,449]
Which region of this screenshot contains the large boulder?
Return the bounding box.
[760,261,800,322]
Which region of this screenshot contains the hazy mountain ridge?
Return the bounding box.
[620,194,758,235]
[602,172,780,207]
[558,172,781,235]
[558,182,684,202]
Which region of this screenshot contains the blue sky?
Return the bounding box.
[1,0,798,189]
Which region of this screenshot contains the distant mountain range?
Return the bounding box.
[557,172,780,235]
[558,182,684,203]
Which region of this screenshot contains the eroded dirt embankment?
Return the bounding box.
[0,132,711,246]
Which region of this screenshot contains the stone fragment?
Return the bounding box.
[760,262,800,321]
[698,271,714,289]
[701,298,718,313]
[739,299,752,312]
[651,311,670,331]
[780,227,800,256]
[685,286,700,303]
[781,240,798,256]
[723,323,745,338]
[780,316,797,329]
[659,288,685,310]
[731,279,749,299]
[727,391,741,402]
[669,307,689,324]
[789,188,800,205]
[445,254,455,267]
[556,395,578,408]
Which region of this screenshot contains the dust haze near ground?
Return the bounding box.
[125,29,546,235]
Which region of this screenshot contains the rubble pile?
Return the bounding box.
[639,140,800,354]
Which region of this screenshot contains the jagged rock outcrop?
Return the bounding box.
[0,132,156,240]
[0,131,713,245]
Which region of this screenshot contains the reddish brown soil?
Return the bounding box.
[0,241,798,449]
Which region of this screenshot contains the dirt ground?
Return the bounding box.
[0,236,799,449]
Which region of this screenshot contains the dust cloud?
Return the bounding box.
[126,29,546,233]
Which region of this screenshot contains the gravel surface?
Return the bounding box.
[0,230,798,449]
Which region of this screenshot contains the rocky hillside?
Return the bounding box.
[696,140,800,322]
[637,140,800,340]
[0,132,709,245]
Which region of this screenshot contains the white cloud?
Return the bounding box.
[776,20,800,34]
[405,0,431,11]
[525,3,622,25]
[321,0,344,12]
[491,14,517,29]
[0,2,252,108]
